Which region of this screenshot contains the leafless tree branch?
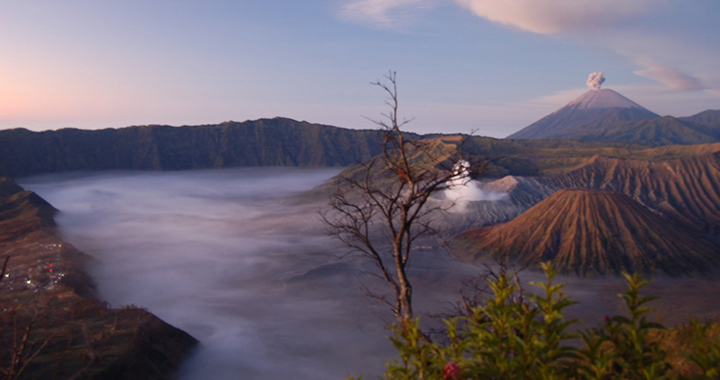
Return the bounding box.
[323,71,486,324]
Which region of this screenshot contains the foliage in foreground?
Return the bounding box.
[348,263,720,380]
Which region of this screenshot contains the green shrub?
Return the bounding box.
[352,263,720,380]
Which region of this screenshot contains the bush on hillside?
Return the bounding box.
[347,263,720,380]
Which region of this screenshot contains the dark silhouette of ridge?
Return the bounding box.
[0,118,399,178]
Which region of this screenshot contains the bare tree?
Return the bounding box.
[0,256,95,380]
[0,299,55,380]
[323,71,484,323]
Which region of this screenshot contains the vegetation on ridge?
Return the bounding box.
[349,263,720,379]
[0,179,197,379]
[0,118,394,178]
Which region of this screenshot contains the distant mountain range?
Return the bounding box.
[508,88,720,146]
[3,106,720,277]
[0,118,394,178]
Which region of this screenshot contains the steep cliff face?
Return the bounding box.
[454,189,719,277]
[0,118,392,178]
[0,178,197,379]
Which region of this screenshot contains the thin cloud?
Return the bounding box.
[633,59,707,92]
[453,1,717,110]
[455,0,653,34]
[339,0,430,28]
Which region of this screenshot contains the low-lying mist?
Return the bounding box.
[20,168,478,379]
[19,168,720,379]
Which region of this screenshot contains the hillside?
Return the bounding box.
[545,151,720,234]
[0,118,393,178]
[453,189,719,277]
[0,178,197,379]
[465,136,720,176]
[507,89,659,140]
[6,117,711,180]
[507,88,720,147]
[546,115,720,147]
[324,136,720,235]
[679,109,720,129]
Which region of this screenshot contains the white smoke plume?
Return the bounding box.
[444,160,507,212]
[586,72,605,90]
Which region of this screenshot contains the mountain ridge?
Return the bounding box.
[0,118,401,178]
[545,150,720,234]
[453,188,719,276]
[507,89,660,140]
[547,116,719,146]
[0,178,197,378]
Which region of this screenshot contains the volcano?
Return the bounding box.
[507,89,659,140]
[454,189,718,277]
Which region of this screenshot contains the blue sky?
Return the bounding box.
[1,0,718,137]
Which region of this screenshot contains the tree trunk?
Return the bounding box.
[399,280,413,322]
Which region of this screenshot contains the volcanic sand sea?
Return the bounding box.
[18,168,720,379]
[17,168,479,379]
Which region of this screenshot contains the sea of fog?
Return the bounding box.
[19,168,482,380]
[20,168,720,379]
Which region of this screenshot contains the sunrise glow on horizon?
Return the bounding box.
[1,0,718,137]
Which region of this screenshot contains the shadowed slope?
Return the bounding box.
[454,189,719,277]
[548,116,719,147]
[0,118,393,178]
[679,110,720,129]
[508,89,659,140]
[0,178,197,379]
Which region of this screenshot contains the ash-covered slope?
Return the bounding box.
[454,189,718,277]
[508,89,659,140]
[566,88,646,109]
[434,176,558,234]
[544,151,720,234]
